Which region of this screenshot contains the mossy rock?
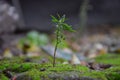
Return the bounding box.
[95,54,120,80]
[0,54,120,80]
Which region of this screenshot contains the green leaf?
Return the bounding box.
[51,15,59,23]
[59,15,66,23]
[62,23,75,32]
[57,14,61,19]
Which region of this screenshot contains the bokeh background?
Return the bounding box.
[0,0,120,58]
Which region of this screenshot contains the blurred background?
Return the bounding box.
[0,0,120,60]
[1,0,120,31]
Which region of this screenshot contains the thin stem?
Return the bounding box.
[53,42,58,67]
[52,15,75,67]
[53,29,59,67]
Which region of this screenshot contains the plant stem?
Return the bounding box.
[53,29,59,67]
[53,42,58,67]
[52,15,75,67]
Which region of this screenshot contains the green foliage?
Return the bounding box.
[19,31,49,47]
[26,31,49,46]
[51,15,75,44]
[52,39,69,49]
[51,14,75,67]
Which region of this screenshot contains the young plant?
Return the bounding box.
[51,15,75,67]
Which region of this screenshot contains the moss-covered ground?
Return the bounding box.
[0,54,120,80]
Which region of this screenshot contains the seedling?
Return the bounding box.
[51,14,75,67]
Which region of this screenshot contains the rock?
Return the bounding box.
[26,52,40,57]
[41,45,72,60]
[24,58,32,62]
[14,72,101,80]
[40,68,46,71]
[13,73,32,80]
[41,45,86,61]
[3,48,13,58]
[0,1,19,33]
[70,54,81,65]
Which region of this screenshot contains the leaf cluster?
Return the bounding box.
[51,15,75,32]
[51,15,75,44]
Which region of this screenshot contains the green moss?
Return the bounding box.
[106,72,120,80]
[47,64,89,72]
[105,66,120,72]
[22,64,105,80]
[95,54,120,80]
[0,54,120,80]
[95,54,120,66]
[104,66,120,80]
[82,71,107,80]
[0,59,35,72]
[27,69,41,80]
[0,74,9,80]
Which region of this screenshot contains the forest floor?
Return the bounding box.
[0,26,120,80]
[0,53,120,80]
